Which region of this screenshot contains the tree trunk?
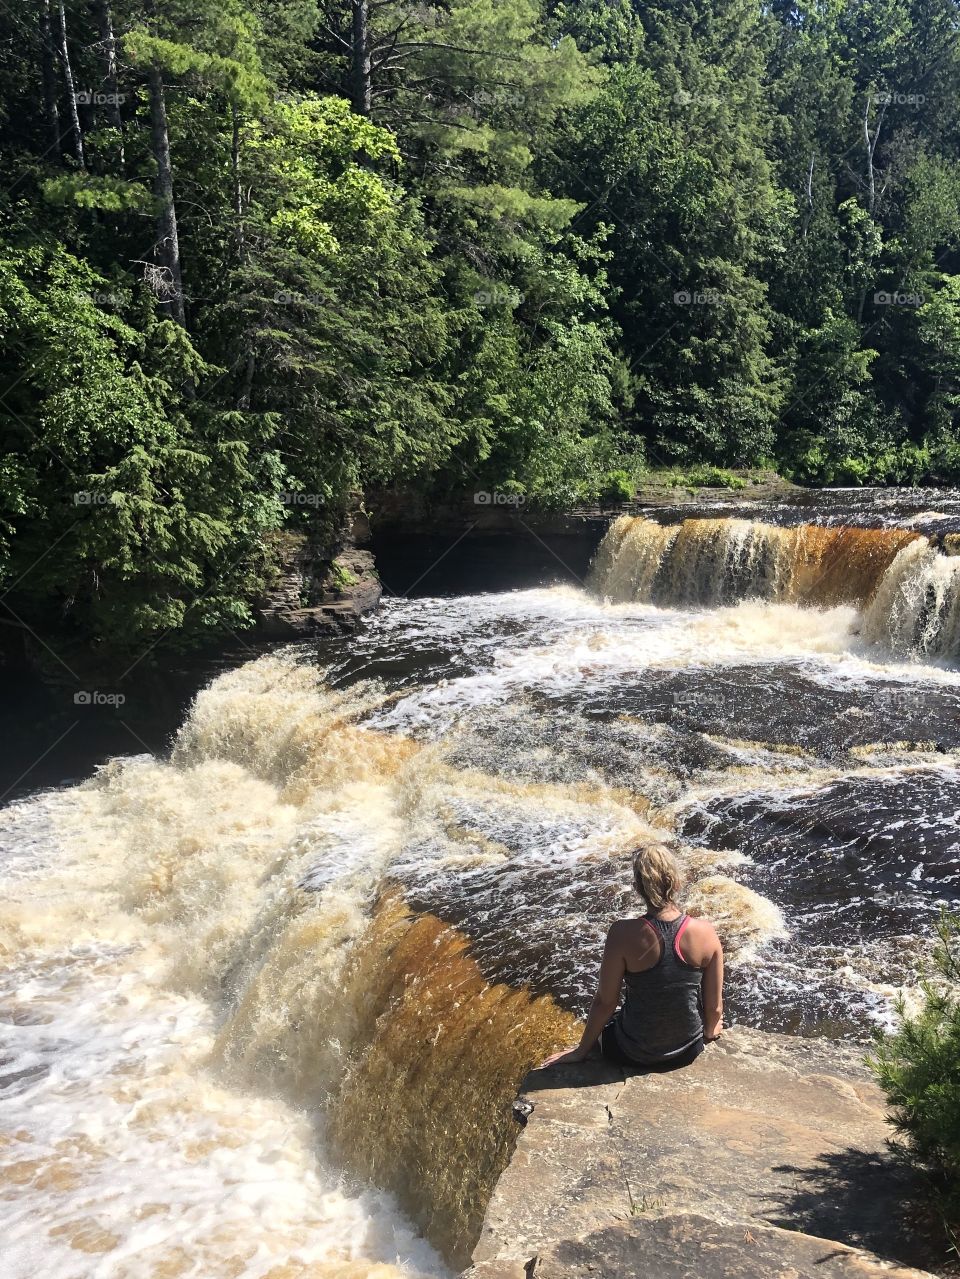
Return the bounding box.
[231,101,254,407]
[863,96,876,216]
[147,61,186,327]
[863,92,887,218]
[92,0,124,162]
[857,93,887,325]
[238,351,256,410]
[231,101,245,257]
[351,0,372,116]
[38,0,61,157]
[54,0,85,167]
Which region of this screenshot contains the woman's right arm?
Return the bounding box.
[540,925,625,1066]
[702,931,724,1042]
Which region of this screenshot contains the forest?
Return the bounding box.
[2,0,960,644]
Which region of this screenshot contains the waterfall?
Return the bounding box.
[0,657,451,1277]
[590,515,960,660]
[0,655,654,1274]
[1,649,788,1275]
[861,539,960,661]
[16,557,945,1279]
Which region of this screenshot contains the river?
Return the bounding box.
[2,489,960,1277]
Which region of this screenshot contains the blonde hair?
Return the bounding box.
[632,843,684,912]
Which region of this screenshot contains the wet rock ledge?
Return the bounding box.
[465,1027,941,1279]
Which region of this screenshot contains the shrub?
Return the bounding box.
[681,465,747,490]
[869,909,960,1248]
[833,455,873,485]
[928,431,960,483]
[599,469,636,504]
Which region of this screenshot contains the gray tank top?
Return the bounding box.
[614,914,704,1064]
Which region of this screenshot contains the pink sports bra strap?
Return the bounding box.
[673,914,691,964]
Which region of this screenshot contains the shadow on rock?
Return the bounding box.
[769,1146,942,1274]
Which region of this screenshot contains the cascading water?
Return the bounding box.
[588,514,946,626]
[0,654,665,1275]
[0,662,450,1279]
[5,496,960,1278]
[861,537,960,660]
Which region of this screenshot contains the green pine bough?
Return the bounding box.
[870,909,960,1252]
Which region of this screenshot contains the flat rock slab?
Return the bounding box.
[467,1028,941,1279]
[471,1214,936,1279]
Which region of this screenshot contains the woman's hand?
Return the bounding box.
[539,1045,588,1068]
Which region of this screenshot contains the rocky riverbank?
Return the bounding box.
[365,477,798,595]
[465,1027,943,1279]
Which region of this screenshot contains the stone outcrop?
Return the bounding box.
[465,1027,941,1279]
[366,491,614,596]
[254,509,382,637]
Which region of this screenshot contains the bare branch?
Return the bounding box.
[317,21,351,49]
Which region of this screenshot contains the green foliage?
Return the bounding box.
[41,174,155,212]
[870,910,960,1247]
[330,561,358,590]
[3,0,960,648]
[661,466,747,490]
[0,241,281,645]
[684,466,748,491]
[599,470,636,504]
[124,0,270,107]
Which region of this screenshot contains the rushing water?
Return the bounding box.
[4,493,960,1277]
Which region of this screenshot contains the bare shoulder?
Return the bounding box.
[605,918,632,948]
[684,914,722,953]
[607,917,647,941]
[607,916,660,957]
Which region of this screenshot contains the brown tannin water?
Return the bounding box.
[3,491,960,1275]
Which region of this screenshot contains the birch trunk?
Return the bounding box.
[54,0,84,167]
[147,61,186,327]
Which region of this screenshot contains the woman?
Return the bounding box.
[542,843,723,1069]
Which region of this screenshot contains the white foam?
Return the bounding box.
[0,657,449,1279]
[0,944,445,1279]
[369,590,960,734]
[4,585,957,1275]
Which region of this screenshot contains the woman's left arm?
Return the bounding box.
[541,926,625,1066]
